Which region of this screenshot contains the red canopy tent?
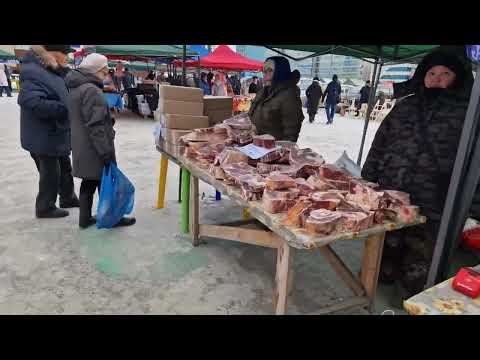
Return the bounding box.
[73,48,86,58]
[173,45,263,72]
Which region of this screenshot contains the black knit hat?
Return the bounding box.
[43,45,76,54]
[313,77,320,81]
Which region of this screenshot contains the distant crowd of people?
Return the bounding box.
[199,71,243,96]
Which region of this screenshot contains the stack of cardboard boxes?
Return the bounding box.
[154,85,209,154]
[154,86,235,156]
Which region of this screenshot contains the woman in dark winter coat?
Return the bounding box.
[361,50,474,304]
[248,56,304,142]
[306,77,323,123]
[18,45,79,219]
[65,53,136,229]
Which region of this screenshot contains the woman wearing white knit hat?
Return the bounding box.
[65,53,136,229]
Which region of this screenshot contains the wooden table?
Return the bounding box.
[156,143,425,315]
[404,265,480,315]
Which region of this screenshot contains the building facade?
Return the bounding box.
[312,54,363,79]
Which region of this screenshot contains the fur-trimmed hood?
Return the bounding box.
[24,45,60,70]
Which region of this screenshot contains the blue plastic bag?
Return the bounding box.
[96,163,135,229]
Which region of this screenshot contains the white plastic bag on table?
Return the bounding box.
[334,151,361,178]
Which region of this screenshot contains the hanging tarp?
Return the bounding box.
[265,45,440,63]
[174,45,263,71]
[0,49,16,60]
[94,45,197,59]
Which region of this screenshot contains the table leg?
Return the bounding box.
[190,176,200,246]
[287,252,295,297]
[360,232,385,313]
[242,208,250,220]
[180,168,191,234]
[156,154,168,209]
[273,242,294,315]
[178,168,182,203]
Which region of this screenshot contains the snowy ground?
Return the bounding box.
[0,94,405,315]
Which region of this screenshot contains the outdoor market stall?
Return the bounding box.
[155,136,424,315]
[153,81,426,314]
[152,45,480,310]
[262,45,480,292]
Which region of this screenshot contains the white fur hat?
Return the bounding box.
[79,53,108,74]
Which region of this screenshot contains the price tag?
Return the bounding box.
[237,144,280,160]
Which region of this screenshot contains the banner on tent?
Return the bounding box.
[466,45,480,63]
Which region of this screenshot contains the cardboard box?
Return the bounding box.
[203,96,233,125]
[157,99,204,116]
[203,96,233,112]
[161,113,209,130]
[205,109,233,126]
[160,85,203,103]
[158,139,184,158]
[162,128,192,144]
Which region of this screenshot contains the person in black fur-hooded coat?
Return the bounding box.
[361,49,475,304]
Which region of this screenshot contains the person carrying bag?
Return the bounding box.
[66,53,136,229]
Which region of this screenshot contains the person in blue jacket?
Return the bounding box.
[200,72,211,95]
[322,74,342,124]
[18,45,79,219]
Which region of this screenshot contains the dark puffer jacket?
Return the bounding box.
[18,46,71,156]
[362,52,474,221]
[306,81,323,115]
[322,80,341,104]
[65,69,116,180]
[248,57,304,142]
[248,81,304,142]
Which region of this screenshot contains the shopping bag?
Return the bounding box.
[96,163,135,229]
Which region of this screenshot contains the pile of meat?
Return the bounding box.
[180,114,420,236]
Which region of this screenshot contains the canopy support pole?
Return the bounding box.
[426,63,480,287]
[182,45,187,86]
[357,57,383,166]
[197,55,201,88]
